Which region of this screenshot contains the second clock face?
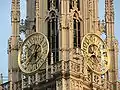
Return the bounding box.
[81,33,110,74]
[18,32,49,74]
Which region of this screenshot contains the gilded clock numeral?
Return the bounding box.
[39,36,44,44]
[28,37,35,45]
[95,39,100,46]
[89,35,95,43]
[34,35,41,44]
[26,41,32,48]
[42,41,47,48]
[83,42,88,48]
[84,37,90,45]
[37,58,44,68]
[34,37,38,44]
[82,41,89,55]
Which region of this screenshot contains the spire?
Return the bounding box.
[105,1,118,90]
[10,0,20,53]
[105,0,114,40]
[11,0,20,36]
[35,0,40,32]
[105,0,114,21]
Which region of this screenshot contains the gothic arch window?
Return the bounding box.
[73,13,81,48]
[47,11,59,64]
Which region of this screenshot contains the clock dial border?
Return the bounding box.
[18,32,49,74]
[81,33,110,74]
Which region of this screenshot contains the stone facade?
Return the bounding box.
[7,0,120,90]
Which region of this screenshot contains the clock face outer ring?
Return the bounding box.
[18,32,49,74]
[81,33,110,75]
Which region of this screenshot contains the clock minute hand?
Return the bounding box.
[23,52,35,66]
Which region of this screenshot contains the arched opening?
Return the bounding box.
[47,11,59,64]
[73,12,81,48]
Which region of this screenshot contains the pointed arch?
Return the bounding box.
[46,10,59,64]
[73,11,81,48]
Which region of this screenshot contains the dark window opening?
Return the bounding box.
[107,71,109,80]
[69,0,72,9]
[48,21,51,65]
[48,0,50,10]
[56,0,59,10]
[32,25,36,32]
[47,16,59,64]
[77,0,80,11]
[56,18,59,62]
[78,21,81,47]
[73,19,77,47]
[73,19,81,48]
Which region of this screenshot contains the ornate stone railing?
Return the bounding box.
[22,70,46,88]
[0,81,10,90]
[69,60,81,74]
[52,61,62,74]
[15,80,22,90]
[22,59,85,89]
[22,61,62,88]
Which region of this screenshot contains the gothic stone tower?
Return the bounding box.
[8,0,119,90]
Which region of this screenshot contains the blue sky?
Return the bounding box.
[0,0,120,81]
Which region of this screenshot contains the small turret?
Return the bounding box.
[105,0,118,90]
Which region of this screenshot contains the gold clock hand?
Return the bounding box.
[22,52,35,66]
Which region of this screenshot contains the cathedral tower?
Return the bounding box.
[8,0,120,90]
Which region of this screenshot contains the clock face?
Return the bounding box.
[18,32,49,74]
[81,33,110,74]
